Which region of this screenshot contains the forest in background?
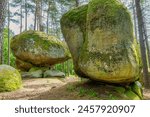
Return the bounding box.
[0,0,150,86]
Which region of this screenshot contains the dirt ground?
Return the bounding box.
[143,89,150,100]
[0,76,79,100]
[0,77,150,100]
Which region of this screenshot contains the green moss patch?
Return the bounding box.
[125,89,140,100]
[0,65,22,92]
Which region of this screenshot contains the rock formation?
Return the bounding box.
[61,0,140,84]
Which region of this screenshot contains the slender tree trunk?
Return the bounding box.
[132,0,138,40]
[8,0,10,65]
[20,0,23,33]
[46,12,49,34]
[34,2,37,30]
[36,0,42,31]
[0,0,7,64]
[135,0,150,88]
[40,1,43,31]
[25,0,27,31]
[143,18,150,67]
[67,60,70,76]
[75,0,79,7]
[46,2,50,34]
[141,1,150,67]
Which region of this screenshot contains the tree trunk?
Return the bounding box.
[75,0,79,7]
[143,18,150,67]
[46,12,49,34]
[20,0,23,33]
[40,1,43,31]
[46,2,50,34]
[135,0,150,88]
[36,0,43,31]
[25,0,28,31]
[8,0,10,65]
[0,0,7,64]
[34,1,37,30]
[132,0,138,40]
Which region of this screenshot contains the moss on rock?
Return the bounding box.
[131,81,143,99]
[16,58,33,71]
[0,65,22,92]
[11,30,71,67]
[125,89,141,100]
[78,0,140,83]
[114,86,126,94]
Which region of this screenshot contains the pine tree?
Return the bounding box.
[75,0,80,7]
[7,0,10,65]
[135,0,150,88]
[0,0,7,64]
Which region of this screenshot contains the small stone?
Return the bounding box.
[131,81,143,99]
[125,89,140,100]
[21,70,43,78]
[44,70,65,78]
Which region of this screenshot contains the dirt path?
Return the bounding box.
[0,77,150,100]
[0,77,79,100]
[143,89,150,100]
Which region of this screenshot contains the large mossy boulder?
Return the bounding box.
[11,30,71,68]
[0,65,22,92]
[61,0,140,84]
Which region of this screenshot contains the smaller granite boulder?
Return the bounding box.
[114,81,142,100]
[0,65,22,92]
[44,70,65,78]
[124,90,141,100]
[21,70,43,78]
[131,81,143,99]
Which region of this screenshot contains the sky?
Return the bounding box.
[9,4,34,35]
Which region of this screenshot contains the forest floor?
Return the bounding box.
[0,77,150,100]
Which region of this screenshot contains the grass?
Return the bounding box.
[78,87,99,98]
[108,93,119,100]
[66,84,76,92]
[66,84,98,98]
